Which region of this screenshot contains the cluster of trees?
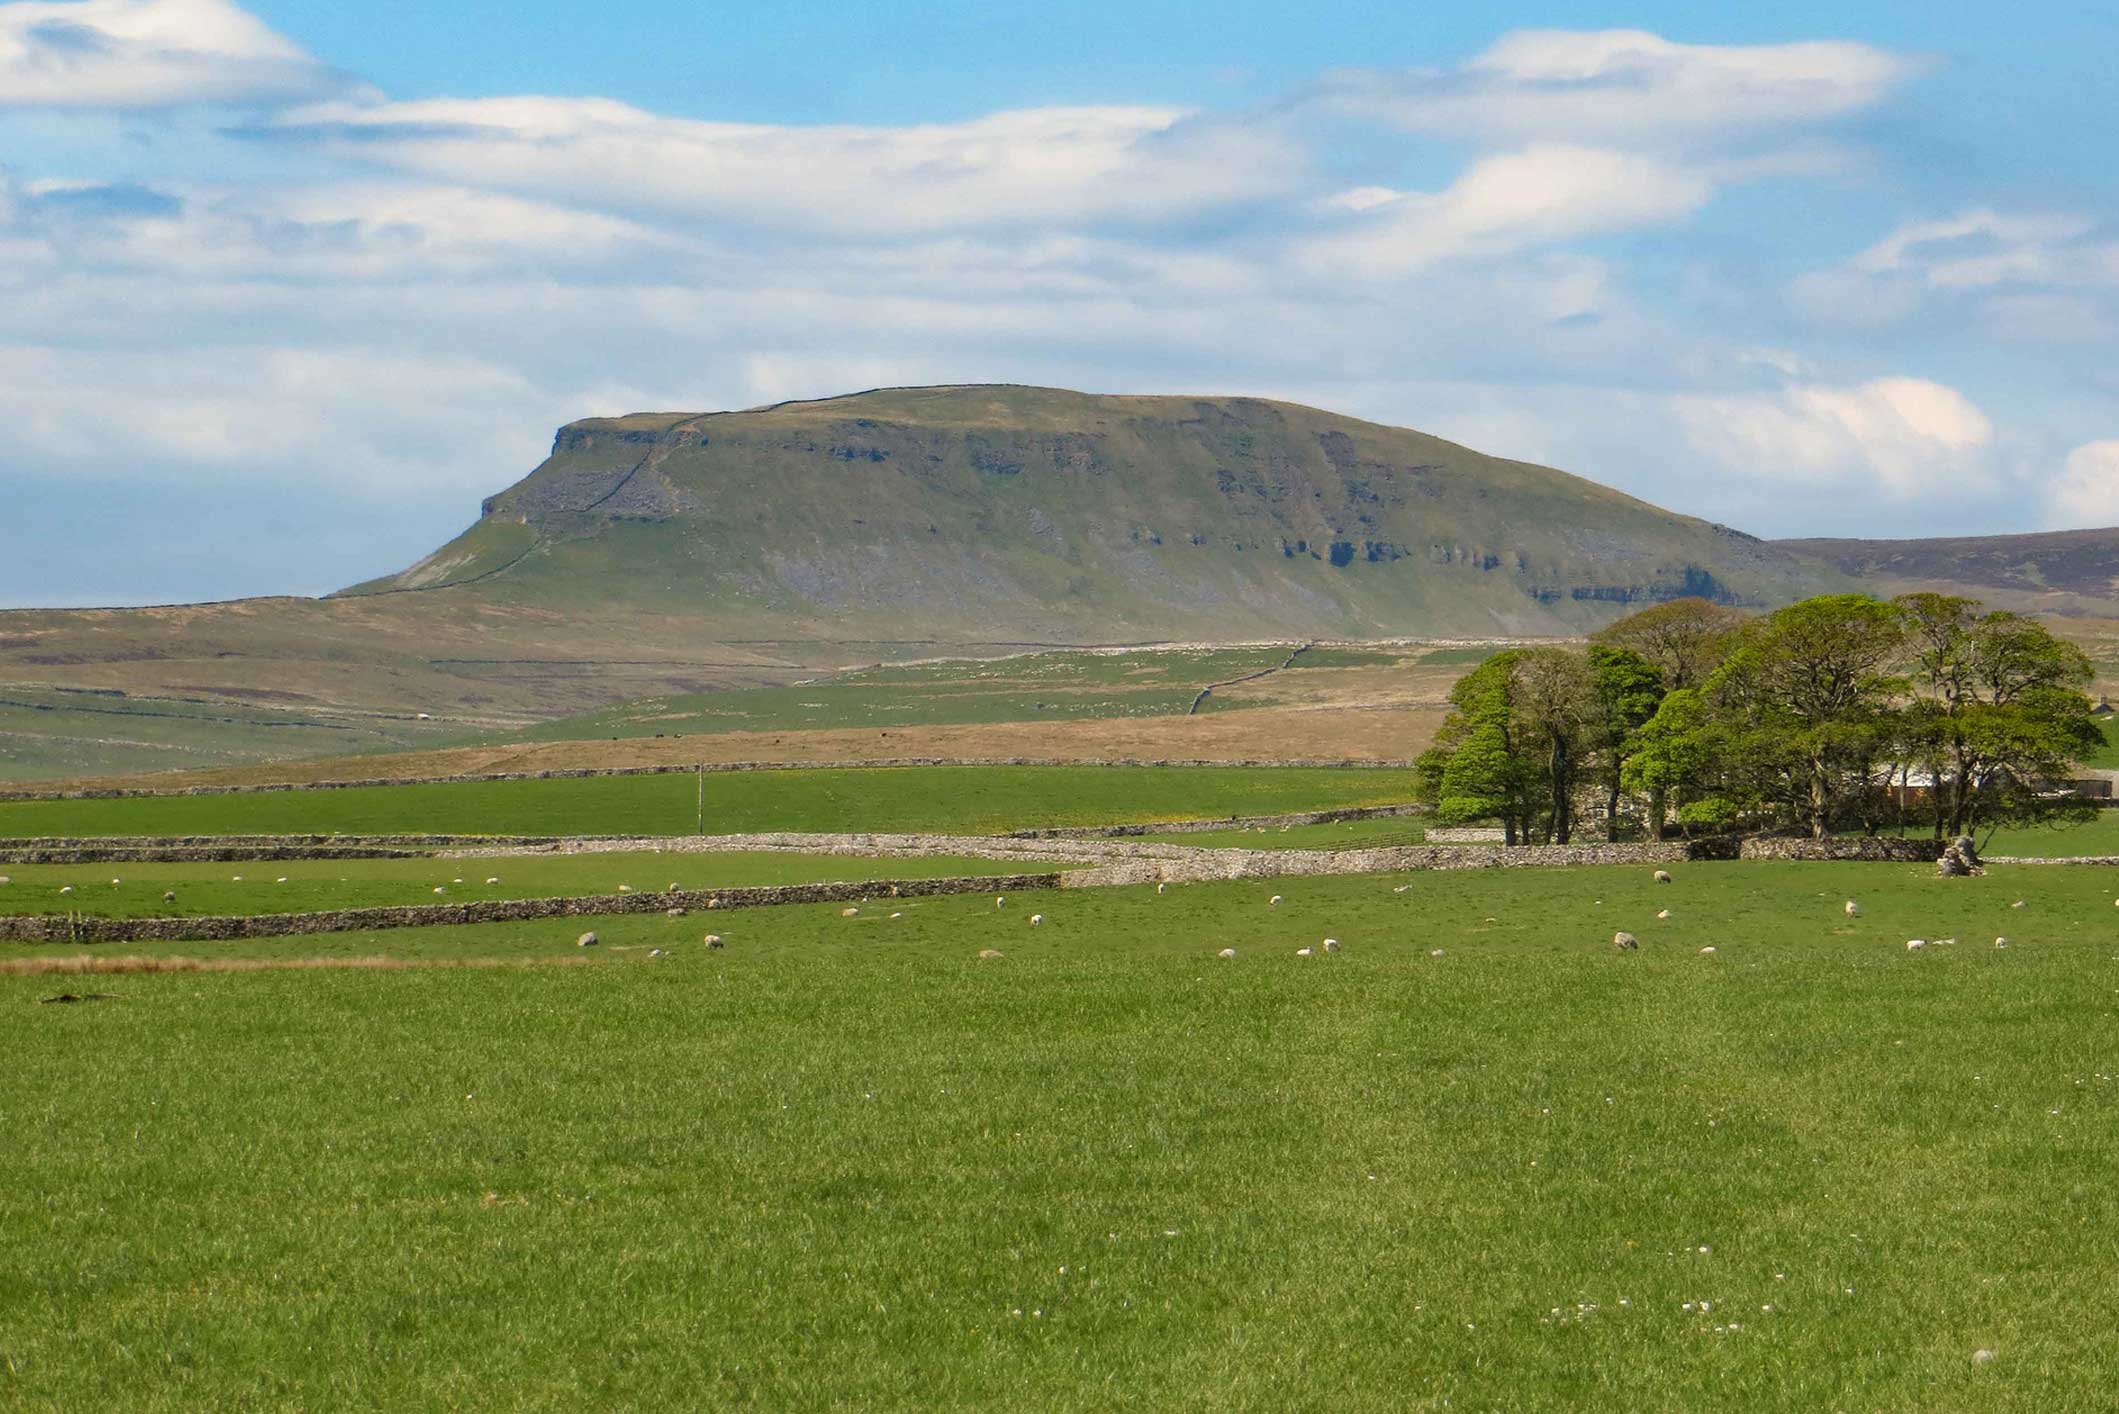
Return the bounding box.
[1414,594,2105,843]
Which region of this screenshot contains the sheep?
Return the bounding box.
[0,876,9,885]
[2011,900,2026,909]
[1157,883,1168,895]
[59,885,73,895]
[1994,937,2009,949]
[1845,901,1861,917]
[1653,870,1673,884]
[433,887,447,895]
[1295,947,1314,957]
[1217,947,1237,959]
[1906,938,1926,951]
[1698,946,1718,954]
[666,907,686,918]
[1613,932,1638,951]
[162,892,175,903]
[618,884,633,894]
[840,907,860,918]
[978,948,1004,960]
[668,882,681,893]
[486,877,501,885]
[704,934,724,949]
[110,878,121,887]
[1029,914,1044,927]
[1429,948,1446,957]
[577,932,599,948]
[1269,895,1283,907]
[276,877,288,884]
[1322,938,1341,954]
[996,896,1006,909]
[1656,909,1671,920]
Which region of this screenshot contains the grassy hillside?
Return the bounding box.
[1777,527,2119,616]
[0,385,1842,783]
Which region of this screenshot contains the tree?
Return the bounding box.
[1709,595,1907,838]
[1513,648,1598,844]
[1894,594,2100,838]
[1593,598,1748,691]
[1584,645,1665,839]
[1621,687,1722,836]
[1424,651,1543,843]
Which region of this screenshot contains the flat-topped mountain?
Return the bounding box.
[342,385,1841,639]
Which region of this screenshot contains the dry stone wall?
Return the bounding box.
[0,872,1060,945]
[1738,838,1943,862]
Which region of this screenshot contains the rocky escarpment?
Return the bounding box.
[358,385,1843,639]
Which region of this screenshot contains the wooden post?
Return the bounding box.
[696,763,705,836]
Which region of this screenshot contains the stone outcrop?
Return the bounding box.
[1738,837,1944,862]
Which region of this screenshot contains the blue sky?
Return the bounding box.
[2,0,2116,605]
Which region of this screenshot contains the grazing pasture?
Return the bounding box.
[0,851,1034,920]
[0,765,1417,842]
[5,861,2118,1409]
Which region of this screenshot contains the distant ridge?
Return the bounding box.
[1776,526,2119,614]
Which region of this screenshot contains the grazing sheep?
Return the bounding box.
[996,897,1006,909]
[1845,901,1861,917]
[618,884,633,894]
[649,949,665,958]
[1906,938,1926,951]
[452,878,463,885]
[1269,895,1283,907]
[1429,948,1446,957]
[1296,947,1313,957]
[162,892,175,903]
[889,911,903,919]
[0,876,9,885]
[1157,883,1168,895]
[2011,900,2026,909]
[486,877,500,885]
[668,882,681,893]
[276,877,288,884]
[840,907,860,918]
[59,885,73,895]
[110,878,121,887]
[666,907,686,918]
[1217,947,1237,959]
[1029,914,1044,927]
[433,887,446,895]
[1613,932,1638,951]
[1699,946,1717,954]
[1657,909,1671,920]
[1654,870,1673,884]
[704,934,724,949]
[978,948,1003,960]
[1322,938,1341,953]
[1994,937,2009,948]
[232,876,242,882]
[577,932,599,948]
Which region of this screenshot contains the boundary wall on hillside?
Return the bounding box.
[0,873,1059,945]
[1737,838,1943,862]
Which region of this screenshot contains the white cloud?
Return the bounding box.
[2048,441,2119,528]
[1852,209,2114,289]
[1299,145,1711,278]
[264,96,1304,236]
[1314,29,1917,147]
[1672,376,1994,499]
[0,0,355,108]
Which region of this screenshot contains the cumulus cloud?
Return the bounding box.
[2047,441,2119,528]
[1312,29,1918,147]
[260,97,1304,236]
[1672,376,1994,499]
[0,0,356,108]
[1794,208,2119,336]
[1298,145,1712,278]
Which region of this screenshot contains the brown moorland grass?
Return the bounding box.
[29,704,1448,793]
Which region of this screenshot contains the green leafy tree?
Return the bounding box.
[1709,595,1907,838]
[1621,687,1722,836]
[1593,598,1748,691]
[1584,644,1665,839]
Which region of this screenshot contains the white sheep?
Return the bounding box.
[2011,900,2026,909]
[59,885,73,895]
[1994,937,2009,949]
[1157,883,1168,895]
[840,907,860,918]
[1613,931,1638,950]
[996,896,1006,909]
[978,948,1003,960]
[110,878,121,887]
[1845,900,1861,917]
[1269,895,1283,907]
[1217,947,1237,959]
[618,884,633,894]
[1029,914,1044,927]
[1295,947,1313,957]
[1322,938,1340,953]
[1429,948,1446,957]
[1654,870,1673,884]
[433,886,446,895]
[1906,938,1926,951]
[1656,909,1671,920]
[1699,946,1717,954]
[704,934,724,949]
[577,932,599,947]
[486,877,501,885]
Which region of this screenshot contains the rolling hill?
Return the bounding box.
[0,384,1854,780]
[1776,528,2119,615]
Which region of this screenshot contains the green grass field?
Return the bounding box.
[5,861,2117,1408]
[0,765,1417,842]
[510,648,1296,743]
[0,851,1038,919]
